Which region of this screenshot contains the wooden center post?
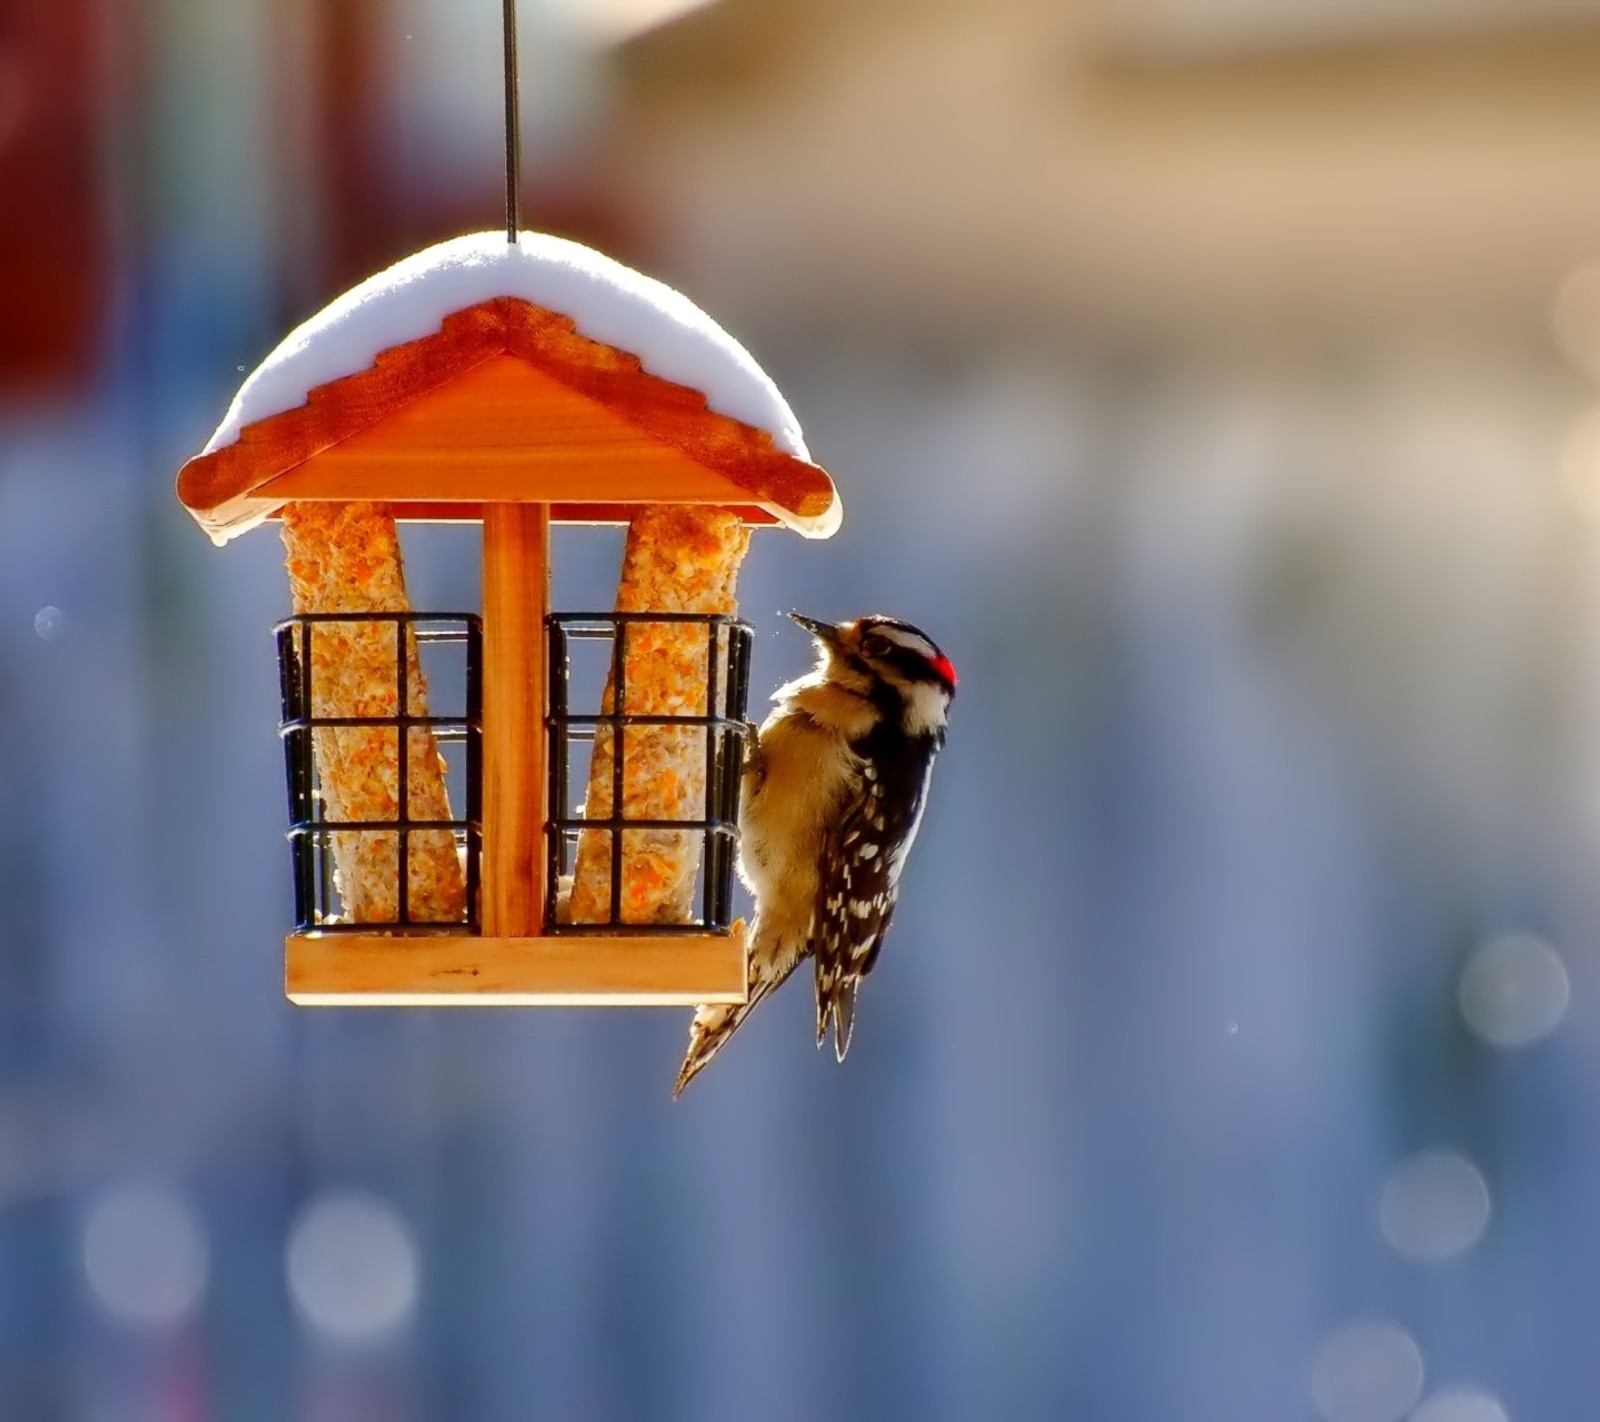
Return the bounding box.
[481,502,549,936]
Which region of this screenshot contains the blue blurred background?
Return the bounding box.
[7,1,1600,1418]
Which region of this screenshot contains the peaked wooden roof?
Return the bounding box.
[176,296,840,544]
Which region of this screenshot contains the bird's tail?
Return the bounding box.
[673,946,804,1096]
[673,990,768,1097]
[815,971,858,1062]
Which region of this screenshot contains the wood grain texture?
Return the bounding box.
[481,504,548,937]
[285,928,749,1006]
[354,503,781,527]
[176,297,838,542]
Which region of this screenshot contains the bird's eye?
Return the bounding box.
[862,633,891,657]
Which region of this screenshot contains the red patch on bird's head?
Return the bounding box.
[932,654,958,690]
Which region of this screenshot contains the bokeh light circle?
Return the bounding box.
[1410,1387,1509,1422]
[1559,409,1600,519]
[33,605,65,641]
[1379,1152,1491,1262]
[285,1190,419,1344]
[1553,265,1600,380]
[1458,934,1568,1049]
[82,1183,209,1331]
[1311,1319,1425,1422]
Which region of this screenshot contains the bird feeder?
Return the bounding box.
[176,232,839,1008]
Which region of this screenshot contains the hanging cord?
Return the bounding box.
[503,0,521,242]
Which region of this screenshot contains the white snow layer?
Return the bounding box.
[202,231,811,462]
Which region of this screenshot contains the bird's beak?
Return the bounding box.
[788,611,843,648]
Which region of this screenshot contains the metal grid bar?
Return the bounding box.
[609,619,627,925]
[289,819,466,833]
[464,625,483,933]
[396,617,410,927]
[280,716,475,730]
[723,628,753,924]
[702,625,721,929]
[555,713,745,729]
[544,616,569,933]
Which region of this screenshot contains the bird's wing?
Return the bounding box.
[811,771,901,1061]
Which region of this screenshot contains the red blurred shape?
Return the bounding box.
[0,2,110,394]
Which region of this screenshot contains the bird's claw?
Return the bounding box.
[742,719,766,784]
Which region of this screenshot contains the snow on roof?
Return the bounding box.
[203,230,811,462]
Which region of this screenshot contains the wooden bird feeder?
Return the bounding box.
[176,232,839,1008]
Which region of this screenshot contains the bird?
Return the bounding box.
[673,612,956,1095]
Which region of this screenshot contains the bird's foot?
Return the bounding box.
[742,720,766,785]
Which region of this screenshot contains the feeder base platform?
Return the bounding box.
[285,928,748,1007]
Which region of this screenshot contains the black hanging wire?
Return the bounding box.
[503,0,521,242]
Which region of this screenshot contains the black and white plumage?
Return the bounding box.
[673,613,955,1095]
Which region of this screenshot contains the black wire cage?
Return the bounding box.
[276,612,483,933]
[276,609,752,937]
[545,612,754,935]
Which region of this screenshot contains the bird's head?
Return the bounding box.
[789,612,956,738]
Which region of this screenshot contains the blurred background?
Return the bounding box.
[6,0,1600,1418]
